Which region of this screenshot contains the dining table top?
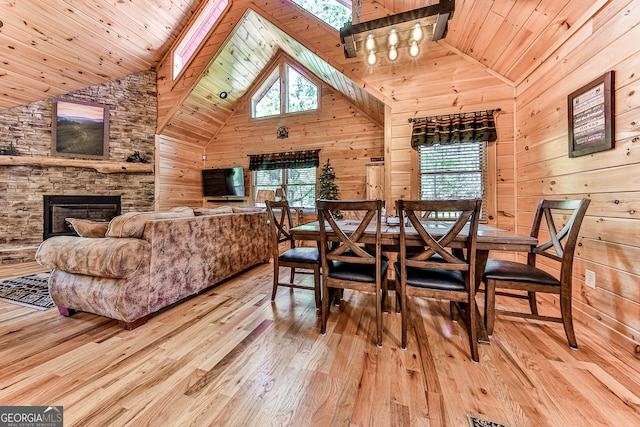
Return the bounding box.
[290,219,537,252]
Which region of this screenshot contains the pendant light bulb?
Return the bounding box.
[388,45,398,61]
[412,22,423,42]
[365,33,375,52]
[409,40,419,57]
[367,50,377,65]
[388,28,398,47]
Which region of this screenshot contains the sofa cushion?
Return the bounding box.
[36,236,151,278]
[194,206,234,216]
[66,218,109,238]
[169,206,195,215]
[106,210,195,238]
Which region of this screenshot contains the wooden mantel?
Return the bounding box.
[0,156,153,174]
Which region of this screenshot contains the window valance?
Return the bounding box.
[410,109,500,150]
[249,149,320,170]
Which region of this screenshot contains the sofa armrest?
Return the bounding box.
[36,236,151,278]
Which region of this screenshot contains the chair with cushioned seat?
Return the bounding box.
[395,198,482,362]
[482,198,590,349]
[316,199,388,347]
[266,200,320,308]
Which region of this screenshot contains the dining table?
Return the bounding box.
[290,219,538,344]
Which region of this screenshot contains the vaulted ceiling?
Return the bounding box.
[1,0,601,126]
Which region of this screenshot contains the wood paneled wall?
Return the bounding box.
[515,0,640,354]
[155,134,204,210]
[382,43,516,231]
[205,83,384,201]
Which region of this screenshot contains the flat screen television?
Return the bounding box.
[202,167,245,197]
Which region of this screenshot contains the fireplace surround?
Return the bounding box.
[43,195,121,239]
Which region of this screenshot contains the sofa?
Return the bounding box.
[35,206,270,329]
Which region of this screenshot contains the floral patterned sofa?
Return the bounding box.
[36,206,270,329]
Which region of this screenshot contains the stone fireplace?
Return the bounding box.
[0,70,157,264]
[43,195,122,239]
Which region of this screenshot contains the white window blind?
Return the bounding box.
[419,141,487,220]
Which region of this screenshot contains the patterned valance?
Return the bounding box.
[410,109,500,150]
[249,149,320,170]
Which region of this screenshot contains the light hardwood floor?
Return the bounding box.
[1,261,639,426]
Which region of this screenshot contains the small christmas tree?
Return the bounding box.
[318,158,342,219]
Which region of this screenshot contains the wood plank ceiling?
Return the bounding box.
[159,8,387,144]
[0,0,200,111]
[0,0,601,125]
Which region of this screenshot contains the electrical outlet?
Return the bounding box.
[585,269,596,289]
[202,155,206,161]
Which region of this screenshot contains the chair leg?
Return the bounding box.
[289,267,295,284]
[333,288,342,305]
[449,300,457,321]
[528,291,538,315]
[467,297,479,363]
[271,261,279,301]
[313,266,321,309]
[376,283,383,348]
[382,275,389,314]
[400,281,408,350]
[320,277,329,335]
[560,293,578,349]
[484,279,496,337]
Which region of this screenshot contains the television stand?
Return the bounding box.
[204,196,250,206]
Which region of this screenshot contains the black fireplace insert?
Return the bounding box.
[43,195,121,239]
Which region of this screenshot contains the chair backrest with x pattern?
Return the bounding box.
[528,198,591,279]
[266,200,296,249]
[316,199,383,267]
[397,199,482,272]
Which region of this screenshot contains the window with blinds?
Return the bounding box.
[253,167,316,208]
[418,141,487,220]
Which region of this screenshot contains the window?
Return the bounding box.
[252,63,319,119]
[289,0,352,30]
[254,168,317,208]
[287,66,319,113]
[254,73,281,118]
[173,0,229,80]
[419,141,488,220]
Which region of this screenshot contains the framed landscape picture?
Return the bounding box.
[567,70,615,158]
[52,98,110,159]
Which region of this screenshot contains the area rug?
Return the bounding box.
[0,272,54,310]
[469,415,511,427]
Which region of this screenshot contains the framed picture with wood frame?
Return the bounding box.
[52,98,110,159]
[567,70,615,158]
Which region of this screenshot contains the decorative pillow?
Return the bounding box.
[65,218,109,238]
[231,206,264,213]
[194,206,234,216]
[169,206,195,215]
[106,209,195,238]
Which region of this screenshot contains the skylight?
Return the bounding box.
[173,0,229,80]
[289,0,352,30]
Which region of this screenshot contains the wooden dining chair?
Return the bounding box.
[266,200,320,308]
[316,199,389,347]
[395,198,482,362]
[482,198,590,349]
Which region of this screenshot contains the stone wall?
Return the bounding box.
[0,70,157,263]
